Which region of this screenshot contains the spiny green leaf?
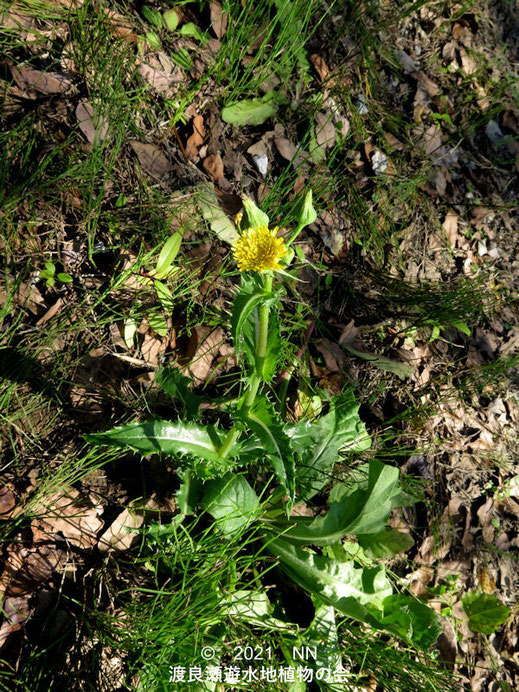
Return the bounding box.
[241,396,295,503]
[155,367,203,419]
[86,419,240,477]
[285,390,371,498]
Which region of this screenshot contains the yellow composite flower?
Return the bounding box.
[232,225,287,273]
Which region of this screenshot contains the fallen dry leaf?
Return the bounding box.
[98,506,144,553]
[129,140,173,179]
[442,210,459,246]
[210,1,227,39]
[76,100,110,145]
[137,56,182,95]
[203,153,224,183]
[141,332,166,366]
[10,65,74,95]
[0,487,16,519]
[274,137,297,162]
[0,596,32,651]
[0,543,66,597]
[31,488,103,549]
[186,114,205,159]
[309,53,331,82]
[315,112,336,148]
[183,327,225,383]
[36,298,65,326]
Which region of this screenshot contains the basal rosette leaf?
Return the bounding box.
[280,460,401,545]
[265,537,392,622]
[86,419,240,478]
[202,474,260,537]
[285,390,371,498]
[265,537,441,650]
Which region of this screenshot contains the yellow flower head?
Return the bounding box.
[232,225,287,273]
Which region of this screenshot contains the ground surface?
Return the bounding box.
[0,0,518,690]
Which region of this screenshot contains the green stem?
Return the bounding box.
[219,426,241,459]
[219,274,273,455]
[241,273,272,415]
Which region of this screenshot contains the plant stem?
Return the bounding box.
[241,273,272,416]
[219,426,241,459]
[219,273,273,456]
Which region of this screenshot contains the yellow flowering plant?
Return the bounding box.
[87,190,441,655]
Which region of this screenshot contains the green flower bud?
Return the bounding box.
[239,196,270,231]
[298,189,317,229]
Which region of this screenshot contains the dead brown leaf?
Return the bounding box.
[137,54,182,94]
[0,543,66,597]
[0,487,16,519]
[31,488,103,549]
[35,297,65,326]
[183,327,225,383]
[98,506,144,553]
[129,141,173,179]
[210,1,227,39]
[203,153,224,183]
[442,210,459,246]
[315,112,336,148]
[185,114,205,159]
[309,53,331,82]
[76,100,110,145]
[141,332,166,366]
[274,137,297,162]
[314,338,345,372]
[0,596,32,651]
[10,65,73,95]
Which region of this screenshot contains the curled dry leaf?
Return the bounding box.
[76,100,110,145]
[31,487,103,549]
[315,112,336,148]
[274,137,297,162]
[0,543,66,597]
[10,65,74,95]
[309,53,331,82]
[0,596,32,650]
[185,114,205,159]
[203,153,224,183]
[0,487,16,519]
[209,1,227,39]
[98,506,144,553]
[129,140,173,179]
[183,327,225,383]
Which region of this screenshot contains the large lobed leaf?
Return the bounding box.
[86,419,240,478]
[265,537,392,619]
[285,390,371,498]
